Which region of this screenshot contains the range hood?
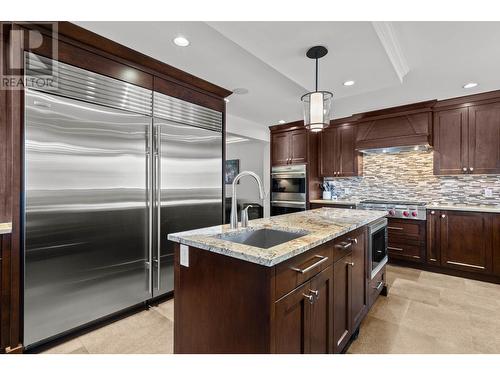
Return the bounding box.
[359,144,432,154]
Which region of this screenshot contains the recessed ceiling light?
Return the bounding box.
[173,36,190,47]
[463,82,478,89]
[343,80,355,86]
[278,120,286,124]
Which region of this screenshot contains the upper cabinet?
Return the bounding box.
[271,127,308,166]
[355,101,435,151]
[433,100,500,175]
[319,120,361,178]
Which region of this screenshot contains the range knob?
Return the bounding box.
[388,209,396,216]
[411,211,418,217]
[403,211,410,217]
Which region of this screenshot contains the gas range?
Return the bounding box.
[358,200,427,220]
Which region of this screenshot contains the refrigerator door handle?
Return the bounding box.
[155,124,162,291]
[146,126,153,294]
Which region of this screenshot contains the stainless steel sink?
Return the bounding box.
[217,228,308,249]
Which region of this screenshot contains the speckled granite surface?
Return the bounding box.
[168,208,386,267]
[426,204,500,213]
[0,222,12,235]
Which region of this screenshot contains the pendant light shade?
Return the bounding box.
[301,46,333,132]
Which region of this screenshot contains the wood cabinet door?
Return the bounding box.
[337,125,358,177]
[349,231,367,329]
[271,132,290,166]
[319,128,335,177]
[440,211,493,273]
[333,254,351,353]
[289,129,308,164]
[274,281,311,353]
[309,266,334,354]
[433,108,468,175]
[468,103,500,174]
[493,214,500,276]
[426,210,441,265]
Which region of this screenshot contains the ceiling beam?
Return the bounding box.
[372,21,410,83]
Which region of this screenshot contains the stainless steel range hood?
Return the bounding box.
[359,144,431,154]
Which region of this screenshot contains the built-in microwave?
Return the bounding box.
[270,164,307,216]
[368,218,388,279]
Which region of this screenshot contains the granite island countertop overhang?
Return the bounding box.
[168,208,387,267]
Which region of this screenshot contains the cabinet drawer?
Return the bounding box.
[388,241,424,262]
[387,219,425,240]
[275,244,333,300]
[368,266,386,307]
[332,228,363,262]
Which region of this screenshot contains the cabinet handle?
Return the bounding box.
[309,289,319,298]
[430,210,435,215]
[388,246,403,251]
[462,167,467,173]
[441,214,446,218]
[303,293,315,304]
[373,281,384,291]
[290,255,328,274]
[469,167,474,172]
[346,261,355,267]
[348,237,358,244]
[335,241,352,250]
[387,226,403,231]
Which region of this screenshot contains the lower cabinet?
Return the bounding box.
[427,210,497,275]
[275,266,333,354]
[333,254,351,353]
[493,214,500,276]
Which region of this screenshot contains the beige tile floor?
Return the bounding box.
[42,264,500,354]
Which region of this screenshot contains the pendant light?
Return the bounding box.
[301,46,333,132]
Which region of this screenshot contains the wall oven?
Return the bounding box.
[368,218,388,279]
[270,164,306,216]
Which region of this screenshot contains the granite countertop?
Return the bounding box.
[168,208,386,267]
[0,222,12,235]
[310,199,359,206]
[426,203,500,214]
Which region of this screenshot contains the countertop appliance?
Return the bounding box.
[23,53,223,348]
[358,200,427,220]
[367,217,388,279]
[270,164,307,216]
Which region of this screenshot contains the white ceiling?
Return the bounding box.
[76,21,500,133]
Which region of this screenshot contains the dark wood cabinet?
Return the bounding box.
[468,102,500,174]
[349,230,367,329]
[440,210,493,274]
[275,266,333,354]
[271,128,307,166]
[493,214,500,276]
[319,124,361,177]
[426,210,496,275]
[333,254,351,354]
[387,218,426,263]
[434,102,500,175]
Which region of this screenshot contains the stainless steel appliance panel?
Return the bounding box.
[24,89,152,347]
[368,218,388,279]
[152,119,222,297]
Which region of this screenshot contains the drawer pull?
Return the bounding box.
[335,241,352,250]
[387,226,403,231]
[373,281,384,291]
[346,261,355,267]
[446,261,485,269]
[303,293,315,304]
[388,246,403,251]
[309,289,319,299]
[290,255,328,274]
[348,237,358,244]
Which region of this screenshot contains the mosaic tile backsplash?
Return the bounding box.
[324,150,500,206]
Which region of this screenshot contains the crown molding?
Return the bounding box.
[372,21,410,83]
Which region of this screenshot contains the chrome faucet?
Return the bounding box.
[230,171,265,229]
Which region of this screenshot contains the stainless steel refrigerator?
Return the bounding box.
[23,53,223,348]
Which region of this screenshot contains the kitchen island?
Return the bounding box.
[168,208,387,354]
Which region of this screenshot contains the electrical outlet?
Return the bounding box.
[484,188,493,197]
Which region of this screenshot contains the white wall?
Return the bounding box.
[225,137,270,217]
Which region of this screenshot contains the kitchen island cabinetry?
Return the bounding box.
[169,209,387,354]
